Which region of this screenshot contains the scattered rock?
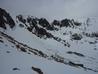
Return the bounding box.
[11,46,14,48]
[16,44,20,49]
[84,32,98,38]
[0,40,4,43]
[89,41,97,44]
[74,21,81,26]
[0,36,2,39]
[5,44,8,46]
[6,51,10,53]
[94,48,97,50]
[71,33,82,40]
[19,24,24,28]
[20,47,27,52]
[68,61,84,67]
[16,15,26,24]
[12,68,20,71]
[31,66,43,74]
[67,51,85,57]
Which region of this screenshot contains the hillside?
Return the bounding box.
[0,8,98,74]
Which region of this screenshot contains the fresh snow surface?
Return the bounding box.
[0,29,98,74]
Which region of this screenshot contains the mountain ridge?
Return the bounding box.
[0,8,98,74]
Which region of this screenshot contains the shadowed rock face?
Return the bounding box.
[52,20,60,26]
[61,19,71,27]
[16,15,26,24]
[0,8,15,29]
[39,18,50,27]
[39,18,54,30]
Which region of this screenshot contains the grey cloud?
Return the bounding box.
[0,0,98,21]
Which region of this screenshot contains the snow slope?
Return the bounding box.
[0,27,98,74]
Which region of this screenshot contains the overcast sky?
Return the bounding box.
[0,0,98,21]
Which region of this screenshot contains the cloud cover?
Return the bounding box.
[0,0,98,20]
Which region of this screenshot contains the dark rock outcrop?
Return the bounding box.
[52,19,81,28]
[12,68,20,71]
[39,18,50,27]
[71,33,82,40]
[0,8,15,29]
[67,51,85,57]
[69,61,84,67]
[39,18,54,30]
[61,19,71,27]
[16,15,26,24]
[32,66,43,74]
[52,20,60,26]
[83,32,98,38]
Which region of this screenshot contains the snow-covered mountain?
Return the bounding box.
[0,8,98,74]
